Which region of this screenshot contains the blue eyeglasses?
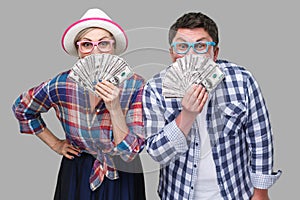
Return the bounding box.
[171,41,216,54]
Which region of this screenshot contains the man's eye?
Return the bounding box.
[177,43,188,49]
[194,43,205,50]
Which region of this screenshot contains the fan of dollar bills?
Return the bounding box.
[68,54,134,95]
[162,55,225,98]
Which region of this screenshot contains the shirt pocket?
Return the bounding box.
[218,101,247,137]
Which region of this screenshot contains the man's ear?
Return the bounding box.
[213,46,219,62]
[169,47,176,62]
[169,46,173,55]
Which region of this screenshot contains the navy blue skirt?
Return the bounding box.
[54,153,146,200]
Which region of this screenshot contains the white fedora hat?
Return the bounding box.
[61,8,128,57]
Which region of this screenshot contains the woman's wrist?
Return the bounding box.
[50,139,62,151]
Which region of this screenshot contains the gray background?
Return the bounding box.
[1,0,298,199]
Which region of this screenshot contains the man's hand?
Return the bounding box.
[181,84,208,116]
[175,84,208,136]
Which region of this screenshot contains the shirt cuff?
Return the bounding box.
[250,170,282,189]
[164,120,188,153]
[19,118,46,134]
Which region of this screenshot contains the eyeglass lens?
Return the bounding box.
[78,41,113,53]
[174,42,208,54]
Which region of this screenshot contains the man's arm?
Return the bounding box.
[143,81,207,165]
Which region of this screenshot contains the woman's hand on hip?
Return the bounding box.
[51,139,81,160]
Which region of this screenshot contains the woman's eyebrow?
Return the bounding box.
[80,35,112,41]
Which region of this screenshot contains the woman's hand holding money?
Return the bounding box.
[95,80,121,112]
[95,80,128,145]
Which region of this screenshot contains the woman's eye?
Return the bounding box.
[99,41,109,47]
[83,42,92,47]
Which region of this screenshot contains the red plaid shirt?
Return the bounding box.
[12,70,145,191]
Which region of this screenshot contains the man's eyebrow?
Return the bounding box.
[174,37,187,42]
[174,37,208,42]
[195,38,207,42]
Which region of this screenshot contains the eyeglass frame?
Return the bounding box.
[76,40,115,53]
[171,41,216,54]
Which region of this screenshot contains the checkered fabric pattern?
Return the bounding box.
[142,59,282,200]
[12,70,145,191]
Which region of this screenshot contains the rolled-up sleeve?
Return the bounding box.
[113,77,146,162]
[246,73,282,188]
[142,80,188,166]
[12,81,52,134]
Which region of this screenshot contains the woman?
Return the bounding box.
[12,8,146,200]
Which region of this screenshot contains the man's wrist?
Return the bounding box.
[175,110,197,136]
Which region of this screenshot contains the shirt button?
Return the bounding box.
[194,164,197,168]
[195,143,199,146]
[191,186,194,190]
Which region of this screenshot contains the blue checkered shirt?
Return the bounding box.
[142,59,282,200]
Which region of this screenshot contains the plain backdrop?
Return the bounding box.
[1,0,299,199]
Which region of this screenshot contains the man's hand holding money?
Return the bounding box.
[175,84,208,137]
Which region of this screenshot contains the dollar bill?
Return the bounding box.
[68,54,134,96]
[162,55,225,98]
[200,63,224,92]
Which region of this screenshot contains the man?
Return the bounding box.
[142,12,281,200]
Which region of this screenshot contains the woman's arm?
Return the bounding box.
[37,127,81,159]
[95,78,145,161]
[12,72,81,159]
[95,80,131,145]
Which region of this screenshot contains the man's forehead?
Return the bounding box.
[173,28,210,42]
